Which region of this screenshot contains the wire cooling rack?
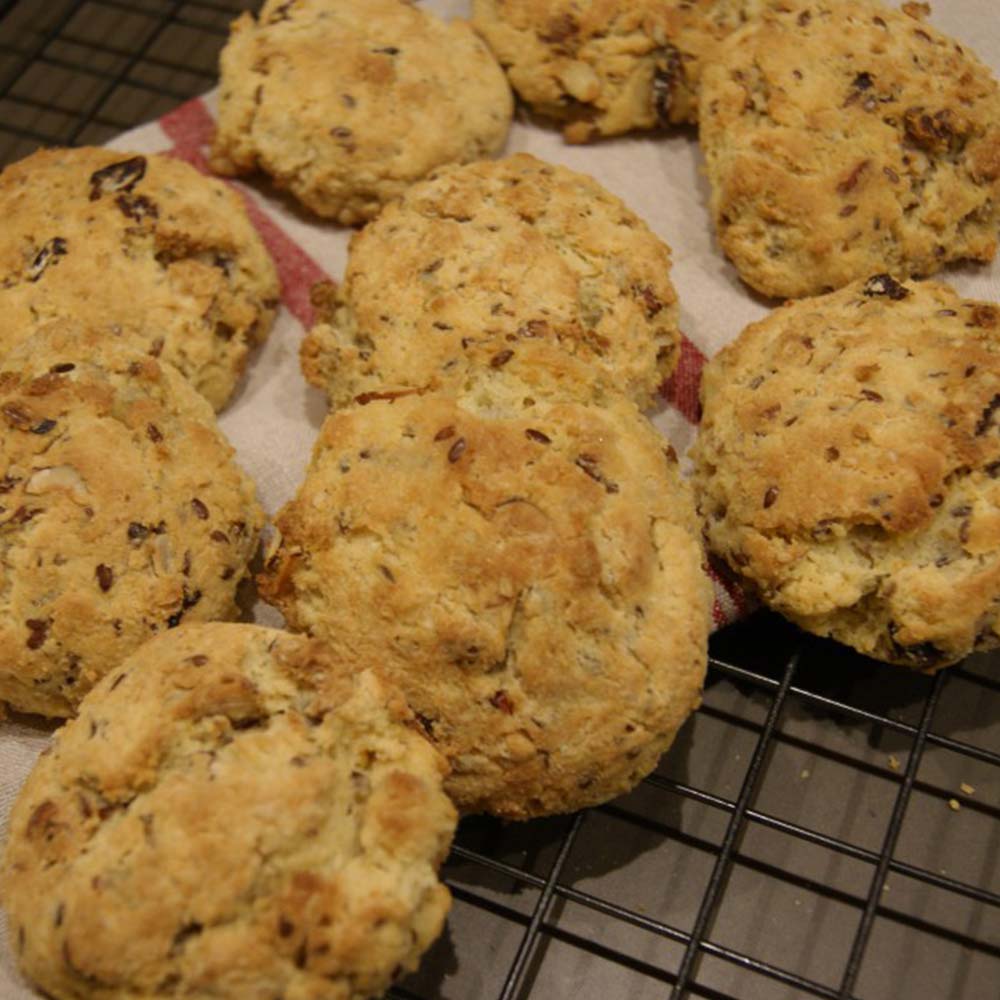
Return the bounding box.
[0,2,997,998]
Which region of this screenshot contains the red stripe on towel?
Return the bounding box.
[707,562,749,627]
[661,335,706,425]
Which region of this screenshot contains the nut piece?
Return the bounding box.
[24,465,88,502]
[558,60,601,102]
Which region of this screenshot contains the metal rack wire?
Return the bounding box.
[0,2,997,997]
[0,0,255,164]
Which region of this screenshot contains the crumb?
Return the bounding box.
[800,768,810,779]
[888,754,901,772]
[960,782,975,795]
[948,798,961,812]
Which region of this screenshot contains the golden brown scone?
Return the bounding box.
[1,623,457,1000]
[0,322,264,718]
[691,276,1000,668]
[0,147,279,411]
[699,0,1000,298]
[210,0,513,224]
[300,154,681,410]
[471,0,772,141]
[260,359,712,818]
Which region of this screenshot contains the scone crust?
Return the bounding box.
[300,153,681,410]
[699,0,1000,298]
[209,0,513,223]
[0,147,279,411]
[0,322,264,717]
[471,0,769,140]
[691,276,1000,668]
[261,364,711,818]
[1,623,456,1000]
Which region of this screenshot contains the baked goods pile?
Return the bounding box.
[1,0,998,997]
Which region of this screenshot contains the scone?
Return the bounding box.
[0,321,264,717]
[691,276,1000,669]
[210,0,514,224]
[1,623,457,1000]
[0,147,279,411]
[699,0,1000,298]
[300,153,681,410]
[471,0,771,141]
[260,361,712,818]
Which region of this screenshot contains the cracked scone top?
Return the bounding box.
[300,154,681,410]
[470,0,772,141]
[209,0,513,224]
[0,147,279,412]
[698,0,1000,298]
[691,276,1000,669]
[260,361,712,818]
[0,322,264,717]
[1,624,457,1000]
